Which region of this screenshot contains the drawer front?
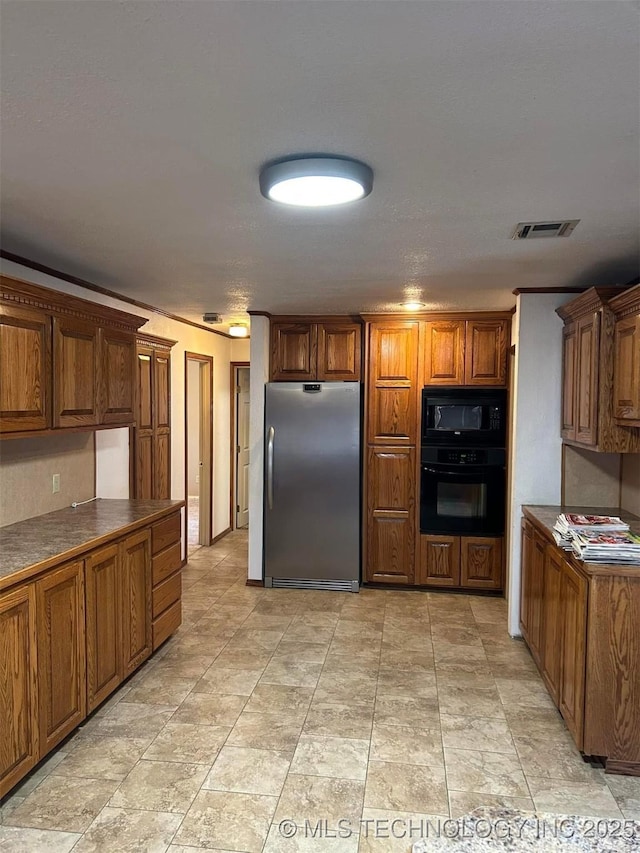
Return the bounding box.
[152,571,181,618]
[152,542,182,585]
[152,512,181,555]
[152,599,181,650]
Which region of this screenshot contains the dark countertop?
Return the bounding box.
[0,499,184,590]
[523,504,640,576]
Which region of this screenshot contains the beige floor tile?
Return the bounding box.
[381,631,432,653]
[152,654,216,679]
[125,674,197,706]
[328,637,382,660]
[437,683,506,720]
[0,827,81,852]
[54,736,148,781]
[108,759,208,813]
[212,647,274,670]
[304,702,374,740]
[71,807,183,853]
[383,617,431,636]
[142,722,231,764]
[80,702,176,740]
[527,775,623,818]
[203,745,291,796]
[193,665,262,696]
[284,623,336,644]
[314,673,377,706]
[334,622,383,641]
[374,696,440,729]
[606,774,640,818]
[244,683,314,719]
[376,669,438,700]
[503,706,569,739]
[495,677,556,710]
[170,692,247,726]
[290,736,370,780]
[274,773,365,826]
[430,624,481,646]
[322,656,380,678]
[440,715,516,755]
[262,822,360,852]
[379,650,434,671]
[228,627,285,650]
[359,808,445,853]
[444,748,529,797]
[275,641,330,662]
[4,775,119,833]
[242,613,294,630]
[227,710,304,754]
[514,734,597,782]
[448,791,534,817]
[260,658,324,687]
[174,789,276,851]
[364,761,448,815]
[5,749,68,797]
[370,724,444,766]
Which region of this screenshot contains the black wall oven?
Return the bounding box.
[420,446,506,537]
[422,387,507,447]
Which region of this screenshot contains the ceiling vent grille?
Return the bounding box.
[512,220,580,240]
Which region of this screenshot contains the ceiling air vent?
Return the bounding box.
[512,220,580,240]
[202,312,222,324]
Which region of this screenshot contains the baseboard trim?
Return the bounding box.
[246,579,264,587]
[211,527,232,545]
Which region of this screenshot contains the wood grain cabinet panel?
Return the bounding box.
[271,323,317,381]
[0,304,51,433]
[540,547,563,704]
[419,535,460,586]
[465,320,508,386]
[133,338,174,500]
[519,521,533,643]
[154,353,171,430]
[561,324,577,440]
[137,351,153,431]
[0,583,39,798]
[424,320,465,385]
[35,561,86,754]
[367,322,419,444]
[120,529,152,678]
[575,313,600,446]
[85,543,122,712]
[522,530,546,666]
[100,328,136,425]
[317,323,361,381]
[559,559,588,749]
[613,314,640,422]
[460,537,502,589]
[53,317,99,428]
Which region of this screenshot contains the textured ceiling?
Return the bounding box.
[1,0,639,328]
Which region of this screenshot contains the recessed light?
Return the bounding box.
[229,323,249,338]
[260,156,373,207]
[402,301,426,311]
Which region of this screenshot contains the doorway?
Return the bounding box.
[230,362,250,529]
[185,353,213,552]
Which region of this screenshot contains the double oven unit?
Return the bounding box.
[420,388,507,538]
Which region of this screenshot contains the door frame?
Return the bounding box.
[229,361,250,530]
[184,353,214,547]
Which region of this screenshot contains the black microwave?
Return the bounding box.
[421,387,507,446]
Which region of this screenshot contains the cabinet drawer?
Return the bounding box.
[152,599,181,650]
[153,570,181,618]
[152,513,181,555]
[152,542,182,585]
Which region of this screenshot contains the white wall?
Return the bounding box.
[1,259,234,540]
[506,292,574,635]
[231,337,251,362]
[248,316,269,581]
[95,428,129,498]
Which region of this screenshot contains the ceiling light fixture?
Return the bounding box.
[402,301,426,311]
[260,156,373,207]
[229,323,249,338]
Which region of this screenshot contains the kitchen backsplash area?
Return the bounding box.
[621,453,640,516]
[562,444,640,515]
[0,433,95,526]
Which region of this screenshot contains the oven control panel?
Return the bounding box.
[440,449,484,465]
[421,446,506,466]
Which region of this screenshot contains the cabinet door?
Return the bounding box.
[465,320,508,386]
[575,313,600,446]
[367,321,419,444]
[424,320,464,385]
[559,561,588,749]
[419,535,460,586]
[460,537,502,590]
[36,561,86,754]
[520,521,533,641]
[134,349,154,499]
[154,351,171,430]
[317,323,361,381]
[153,433,171,500]
[528,532,546,665]
[85,543,122,712]
[0,304,51,433]
[540,548,563,704]
[0,584,39,798]
[120,529,152,678]
[100,328,136,424]
[271,323,317,381]
[613,315,640,422]
[53,316,99,427]
[366,446,415,583]
[561,324,577,440]
[153,351,171,498]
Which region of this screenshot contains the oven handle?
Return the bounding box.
[422,465,502,477]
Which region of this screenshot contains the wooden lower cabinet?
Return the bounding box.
[0,584,39,798]
[558,560,588,748]
[85,542,122,712]
[151,512,183,650]
[520,522,545,664]
[539,548,563,704]
[419,535,502,590]
[35,561,86,755]
[121,530,152,677]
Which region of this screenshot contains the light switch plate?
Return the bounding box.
[52,473,60,494]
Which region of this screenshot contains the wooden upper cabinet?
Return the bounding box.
[154,352,171,430]
[0,304,51,433]
[100,328,136,425]
[317,323,361,381]
[465,319,508,386]
[424,320,465,385]
[120,529,152,678]
[574,313,600,446]
[137,351,153,432]
[53,317,99,428]
[367,321,419,444]
[611,285,640,425]
[0,583,39,798]
[561,324,577,440]
[35,561,86,754]
[271,323,317,381]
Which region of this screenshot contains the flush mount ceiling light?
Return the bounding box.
[402,301,426,311]
[259,156,373,207]
[229,323,249,338]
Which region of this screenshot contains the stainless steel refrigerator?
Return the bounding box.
[264,382,360,592]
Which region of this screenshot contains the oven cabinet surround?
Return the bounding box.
[270,317,362,382]
[0,275,146,437]
[0,500,183,798]
[133,333,176,500]
[424,318,508,386]
[610,285,640,426]
[520,506,640,775]
[418,535,502,589]
[557,286,640,452]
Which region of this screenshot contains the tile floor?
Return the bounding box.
[1,529,638,852]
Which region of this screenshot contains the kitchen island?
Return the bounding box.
[0,498,184,798]
[521,505,640,776]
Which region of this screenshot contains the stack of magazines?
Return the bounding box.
[552,513,640,565]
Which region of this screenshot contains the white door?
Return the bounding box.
[236,367,250,528]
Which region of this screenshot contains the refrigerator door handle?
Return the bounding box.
[266,426,275,510]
